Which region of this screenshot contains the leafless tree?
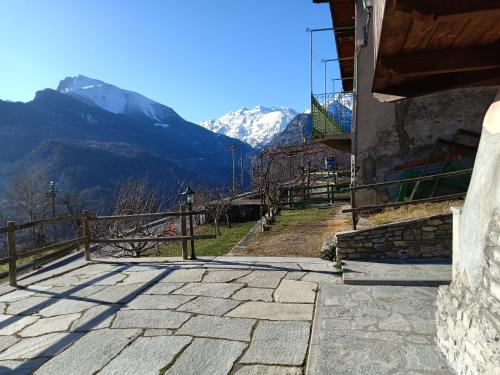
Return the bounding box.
[196,185,234,235]
[91,178,167,257]
[3,169,50,246]
[252,150,290,229]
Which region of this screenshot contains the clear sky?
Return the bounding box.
[0,0,340,123]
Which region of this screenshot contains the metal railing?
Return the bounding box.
[312,92,353,137]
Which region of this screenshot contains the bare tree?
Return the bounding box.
[252,150,290,229]
[3,169,50,246]
[196,185,234,235]
[92,178,166,257]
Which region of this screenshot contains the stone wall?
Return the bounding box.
[435,95,500,374]
[335,214,452,260]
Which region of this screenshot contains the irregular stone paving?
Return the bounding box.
[306,283,454,374]
[0,257,337,374]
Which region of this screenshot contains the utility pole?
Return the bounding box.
[240,152,244,190]
[229,144,237,194]
[46,181,57,242]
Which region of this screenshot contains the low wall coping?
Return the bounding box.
[336,212,453,237]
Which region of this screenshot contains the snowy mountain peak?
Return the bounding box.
[200,106,298,148]
[57,75,178,122]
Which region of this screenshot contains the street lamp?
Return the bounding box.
[182,186,196,259]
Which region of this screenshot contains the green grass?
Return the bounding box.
[154,221,256,257]
[272,206,333,228]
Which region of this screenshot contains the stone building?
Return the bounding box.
[313,0,498,207]
[314,0,500,373]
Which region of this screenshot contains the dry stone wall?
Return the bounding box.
[335,214,452,260]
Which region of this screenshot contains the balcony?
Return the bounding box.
[311,92,352,153]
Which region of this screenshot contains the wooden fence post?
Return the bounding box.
[7,221,17,287]
[83,210,91,261]
[180,204,188,259]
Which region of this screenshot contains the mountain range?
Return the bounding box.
[200,106,298,148]
[0,75,254,210]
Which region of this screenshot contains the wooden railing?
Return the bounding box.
[0,206,214,287]
[339,168,472,228]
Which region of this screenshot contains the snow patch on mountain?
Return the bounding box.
[57,75,178,122]
[200,105,298,148]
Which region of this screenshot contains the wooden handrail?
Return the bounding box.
[92,234,216,244]
[91,210,210,221]
[17,237,85,260]
[0,213,85,233]
[342,192,466,213]
[340,168,473,192]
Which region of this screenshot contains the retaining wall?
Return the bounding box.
[335,213,452,260]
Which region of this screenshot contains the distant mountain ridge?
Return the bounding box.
[57,75,180,123]
[0,76,255,209]
[200,105,298,148]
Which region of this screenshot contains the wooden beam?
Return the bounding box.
[381,44,500,77]
[395,0,500,16]
[373,67,500,97]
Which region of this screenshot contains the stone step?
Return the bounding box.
[341,260,452,287]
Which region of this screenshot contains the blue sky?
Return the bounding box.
[0,0,339,123]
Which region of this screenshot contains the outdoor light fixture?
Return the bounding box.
[182,186,195,207]
[181,186,196,259]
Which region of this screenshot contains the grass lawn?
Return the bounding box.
[154,221,256,257]
[361,199,462,227]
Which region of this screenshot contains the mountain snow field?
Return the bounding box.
[200,105,298,148]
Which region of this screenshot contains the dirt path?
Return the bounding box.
[229,203,352,257]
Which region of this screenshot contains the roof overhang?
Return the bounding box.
[314,0,355,91]
[372,0,500,99]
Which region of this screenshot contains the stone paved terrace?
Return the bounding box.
[0,256,454,374]
[0,256,340,374]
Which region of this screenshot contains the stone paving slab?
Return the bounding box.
[237,270,287,288]
[306,284,453,375]
[232,287,274,302]
[274,280,317,303]
[159,268,205,282]
[69,304,120,331]
[112,309,191,329]
[176,315,256,341]
[165,337,246,375]
[173,282,243,298]
[19,314,80,337]
[234,365,303,375]
[227,302,313,321]
[342,260,452,286]
[124,294,194,310]
[177,296,240,316]
[35,329,141,375]
[0,257,330,374]
[202,270,252,283]
[0,332,83,360]
[241,320,311,365]
[99,335,192,375]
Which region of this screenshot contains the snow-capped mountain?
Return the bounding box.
[200,105,298,148]
[57,75,179,122]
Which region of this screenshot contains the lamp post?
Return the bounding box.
[182,186,196,260]
[46,181,57,242]
[229,144,237,194]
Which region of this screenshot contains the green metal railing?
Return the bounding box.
[311,95,345,137]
